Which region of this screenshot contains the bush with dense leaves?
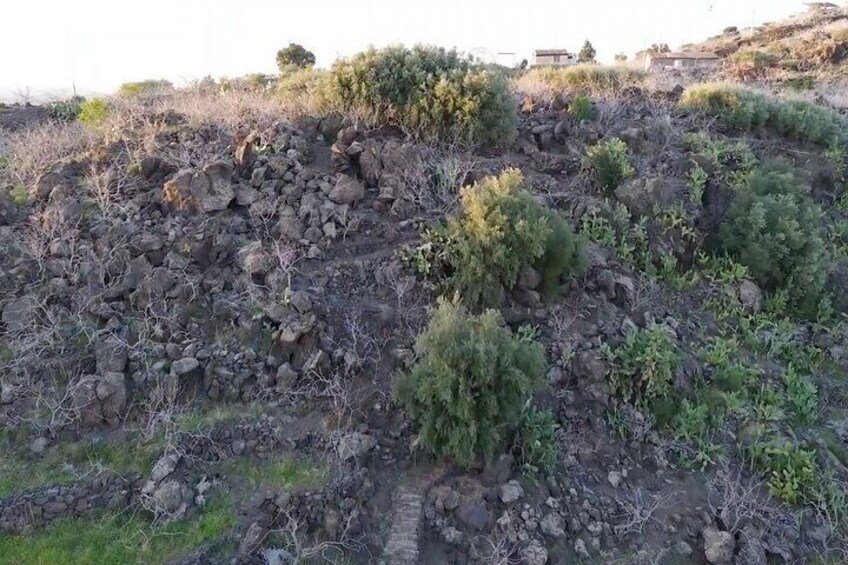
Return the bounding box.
[394,300,545,465]
[679,84,848,148]
[718,164,826,317]
[77,98,110,128]
[315,45,516,145]
[584,138,635,194]
[417,169,584,307]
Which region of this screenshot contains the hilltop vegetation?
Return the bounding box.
[1,9,848,565]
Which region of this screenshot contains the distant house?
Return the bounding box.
[645,52,719,72]
[532,49,578,67]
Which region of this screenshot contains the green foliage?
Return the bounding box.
[585,138,635,194]
[77,97,110,128]
[9,185,27,207]
[117,79,173,97]
[685,132,758,187]
[0,436,160,498]
[276,42,316,72]
[224,457,326,491]
[522,65,644,93]
[315,45,516,145]
[688,162,708,204]
[568,94,594,121]
[825,141,847,187]
[605,326,679,420]
[277,66,324,100]
[680,84,848,148]
[783,366,818,426]
[579,204,653,272]
[415,169,584,307]
[514,402,560,474]
[578,40,597,63]
[748,440,817,504]
[718,165,826,317]
[0,495,237,565]
[394,300,546,465]
[48,97,83,121]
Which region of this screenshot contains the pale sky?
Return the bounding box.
[1,0,811,100]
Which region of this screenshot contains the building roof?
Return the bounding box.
[649,51,719,61]
[534,49,573,57]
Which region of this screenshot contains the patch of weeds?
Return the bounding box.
[513,402,560,475]
[783,366,818,426]
[684,132,758,187]
[226,457,327,492]
[747,439,817,505]
[0,494,237,565]
[751,385,785,424]
[654,202,698,243]
[579,204,653,273]
[669,382,732,470]
[604,326,679,424]
[688,162,707,205]
[175,405,251,433]
[0,436,160,498]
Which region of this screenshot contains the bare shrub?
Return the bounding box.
[150,88,297,133]
[2,121,93,189]
[400,146,477,216]
[613,488,675,536]
[707,467,769,534]
[268,506,368,563]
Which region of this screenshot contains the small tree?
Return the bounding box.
[578,40,597,63]
[276,43,316,72]
[394,300,545,465]
[614,52,628,62]
[648,43,671,54]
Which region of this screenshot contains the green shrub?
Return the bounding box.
[514,402,560,474]
[679,84,848,148]
[77,98,110,128]
[568,94,594,121]
[717,165,826,317]
[315,45,516,145]
[521,65,644,93]
[585,138,635,194]
[416,169,584,307]
[394,300,545,465]
[117,79,172,97]
[278,66,324,101]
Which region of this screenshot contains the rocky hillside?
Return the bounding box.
[1,28,848,565]
[684,3,848,85]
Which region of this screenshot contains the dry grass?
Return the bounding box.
[515,65,645,102]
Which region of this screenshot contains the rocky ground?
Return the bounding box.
[1,64,848,565]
